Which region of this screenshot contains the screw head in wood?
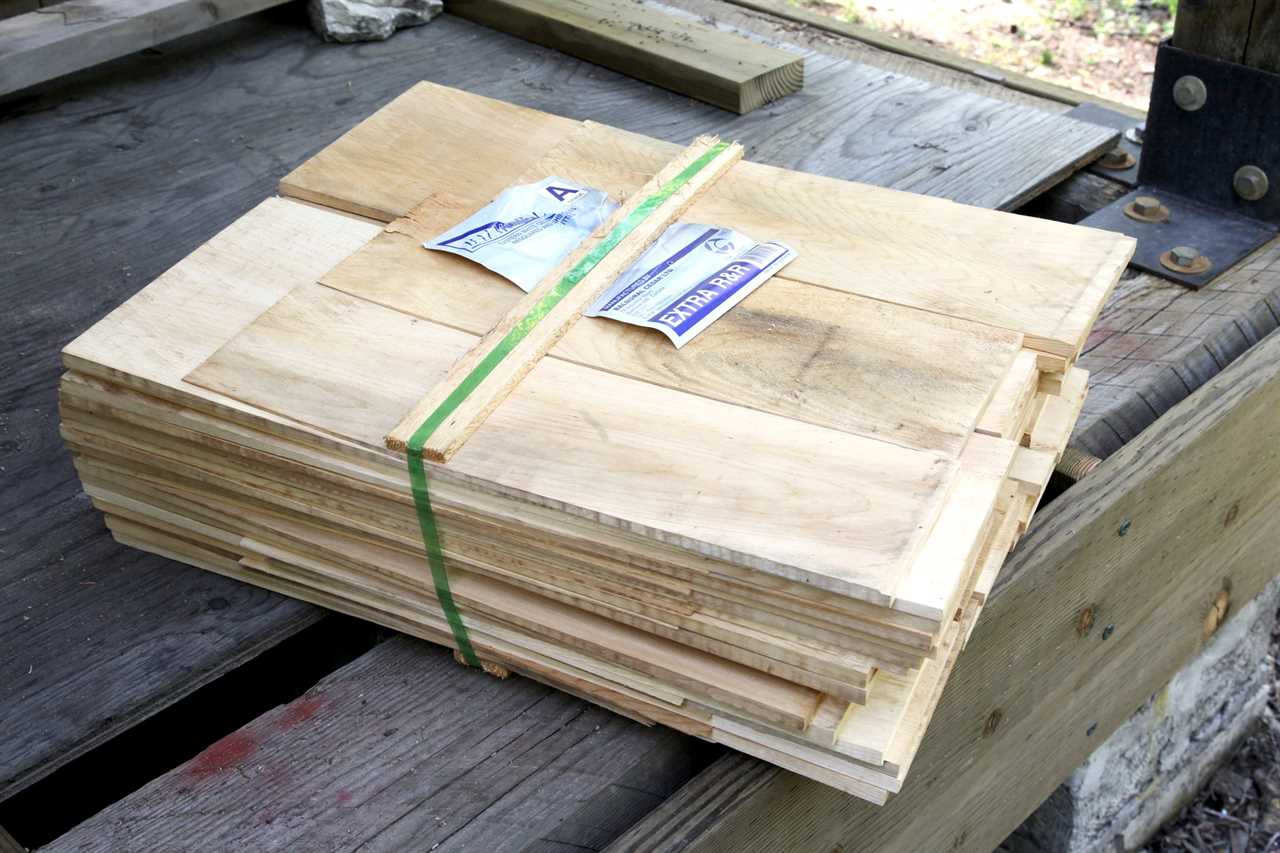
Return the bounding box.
[1234,165,1269,201]
[1173,75,1207,111]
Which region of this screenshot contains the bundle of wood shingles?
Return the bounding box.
[59,83,1133,804]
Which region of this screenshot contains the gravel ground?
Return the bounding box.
[798,0,1175,108]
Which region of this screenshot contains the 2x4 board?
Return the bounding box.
[60,82,1132,802]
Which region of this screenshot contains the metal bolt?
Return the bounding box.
[1234,165,1269,201]
[1057,446,1102,482]
[1131,196,1161,217]
[1102,624,1115,641]
[1124,124,1145,145]
[1098,146,1135,170]
[1171,245,1202,267]
[1173,75,1207,111]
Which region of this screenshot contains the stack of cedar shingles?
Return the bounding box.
[58,82,1132,805]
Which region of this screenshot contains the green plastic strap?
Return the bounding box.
[407,140,732,669]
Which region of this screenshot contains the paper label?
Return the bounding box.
[425,180,796,346]
[585,223,796,348]
[424,177,618,291]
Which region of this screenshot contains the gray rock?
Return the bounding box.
[309,0,442,43]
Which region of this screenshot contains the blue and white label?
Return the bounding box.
[586,223,797,348]
[424,177,618,291]
[426,179,796,347]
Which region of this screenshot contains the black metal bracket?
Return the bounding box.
[1066,103,1143,188]
[1077,41,1280,289]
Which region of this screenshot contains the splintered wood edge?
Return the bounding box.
[384,136,744,459]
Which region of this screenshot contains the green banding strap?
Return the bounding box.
[407,445,480,666]
[406,140,732,669]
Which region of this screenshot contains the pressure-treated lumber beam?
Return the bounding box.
[385,135,743,461]
[0,0,287,98]
[605,327,1280,852]
[447,0,805,114]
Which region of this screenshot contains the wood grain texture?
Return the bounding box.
[1246,1,1280,73]
[0,0,288,97]
[277,9,1119,217]
[605,752,778,853]
[1173,0,1280,73]
[39,637,713,853]
[288,80,1130,361]
[607,326,1280,852]
[187,278,957,602]
[0,0,1165,834]
[449,0,805,114]
[329,115,1025,458]
[0,15,363,800]
[54,187,956,678]
[51,50,1100,809]
[385,135,746,459]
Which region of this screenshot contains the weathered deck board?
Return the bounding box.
[0,9,329,799]
[0,503,319,802]
[1073,249,1280,458]
[39,638,712,853]
[282,5,1120,214]
[0,0,289,98]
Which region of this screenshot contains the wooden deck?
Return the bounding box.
[4,2,1280,850]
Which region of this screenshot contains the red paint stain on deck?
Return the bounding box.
[186,730,258,779]
[278,694,327,729]
[336,788,353,805]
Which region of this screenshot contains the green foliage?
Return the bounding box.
[1040,48,1055,66]
[1061,0,1088,21]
